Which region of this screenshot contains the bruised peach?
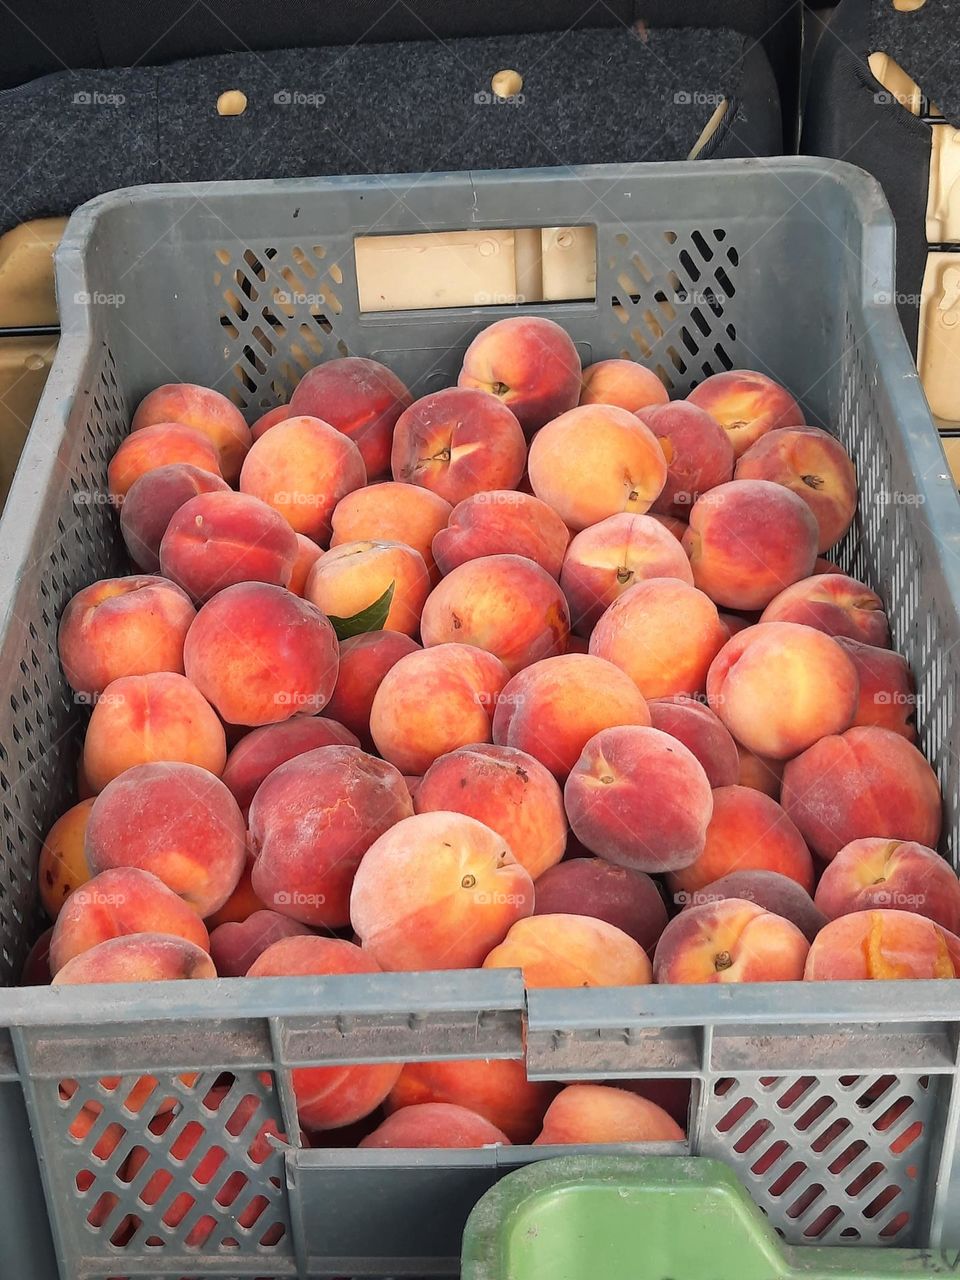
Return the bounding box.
[433,491,570,580]
[647,696,739,788]
[350,811,533,971]
[528,404,667,532]
[325,632,420,751]
[458,316,581,436]
[736,744,783,799]
[579,359,668,412]
[131,382,252,483]
[415,743,566,880]
[288,535,324,596]
[39,799,94,919]
[386,1058,555,1145]
[534,1085,683,1145]
[532,858,667,953]
[221,715,359,817]
[654,898,809,983]
[761,574,890,647]
[814,838,960,934]
[108,424,221,502]
[686,370,803,457]
[483,913,652,988]
[52,933,216,985]
[209,910,313,977]
[330,482,451,585]
[564,725,713,873]
[804,910,960,980]
[560,513,693,635]
[684,870,826,942]
[835,638,918,741]
[120,463,230,573]
[250,404,293,440]
[641,401,735,518]
[304,539,429,636]
[360,1103,509,1149]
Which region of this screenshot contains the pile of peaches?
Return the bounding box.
[25,314,960,1152]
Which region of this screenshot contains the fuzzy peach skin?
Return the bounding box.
[534,1084,684,1145]
[579,359,669,413]
[132,382,252,483]
[684,870,826,942]
[247,936,402,1128]
[210,909,313,977]
[325,632,420,752]
[221,716,359,817]
[415,743,566,880]
[288,534,324,596]
[590,578,728,699]
[420,553,569,675]
[330,482,451,585]
[803,909,960,980]
[48,867,210,975]
[667,785,814,897]
[183,583,340,726]
[564,725,713,873]
[814,838,960,935]
[528,404,668,532]
[683,480,819,610]
[85,761,247,916]
[249,745,413,928]
[250,404,293,440]
[760,574,890,647]
[735,426,857,553]
[560,513,693,636]
[304,539,429,636]
[288,356,412,481]
[370,644,509,775]
[360,1103,510,1149]
[492,653,651,782]
[52,933,217,985]
[685,370,804,457]
[108,423,222,502]
[651,513,688,541]
[385,1058,556,1145]
[483,913,652,988]
[641,401,735,519]
[39,798,94,919]
[706,621,859,760]
[736,744,784,799]
[647,695,739,788]
[781,726,943,863]
[532,859,668,953]
[654,897,809,983]
[458,316,582,436]
[120,463,230,573]
[433,490,570,580]
[835,638,918,741]
[239,414,366,544]
[391,387,526,504]
[82,671,226,792]
[350,811,534,971]
[205,850,265,927]
[58,575,196,699]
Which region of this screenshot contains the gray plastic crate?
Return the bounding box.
[0,160,959,1280]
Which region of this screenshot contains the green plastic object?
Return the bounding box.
[462,1156,958,1280]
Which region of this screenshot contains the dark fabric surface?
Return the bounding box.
[870,0,960,128]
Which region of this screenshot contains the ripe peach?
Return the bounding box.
[655,897,809,983]
[815,557,841,574]
[239,415,366,544]
[250,404,293,440]
[814,839,960,934]
[370,644,509,775]
[492,653,650,782]
[108,423,221,502]
[736,744,783,799]
[304,539,429,636]
[391,387,526,504]
[835,638,918,741]
[249,746,413,927]
[641,401,735,518]
[52,933,217,985]
[247,936,402,1127]
[719,611,753,637]
[564,725,713,872]
[650,513,688,540]
[287,534,324,596]
[484,913,652,988]
[560,513,693,635]
[667,785,814,897]
[706,622,859,759]
[415,743,566,880]
[221,715,359,817]
[120,463,230,572]
[590,578,727,699]
[579,359,668,412]
[209,910,313,977]
[360,1103,509,1149]
[386,1058,555,1145]
[350,811,534,971]
[458,316,582,436]
[781,726,942,862]
[183,583,339,726]
[532,858,667,953]
[21,928,53,985]
[204,850,264,927]
[131,382,252,482]
[804,910,960,980]
[39,798,94,919]
[684,870,826,941]
[534,1084,683,1145]
[761,574,890,647]
[325,632,420,751]
[82,671,226,792]
[647,696,739,788]
[85,761,247,916]
[330,482,451,585]
[686,370,803,457]
[735,426,857,552]
[528,404,667,531]
[433,490,570,580]
[49,868,209,975]
[683,480,819,609]
[420,554,569,674]
[289,356,412,480]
